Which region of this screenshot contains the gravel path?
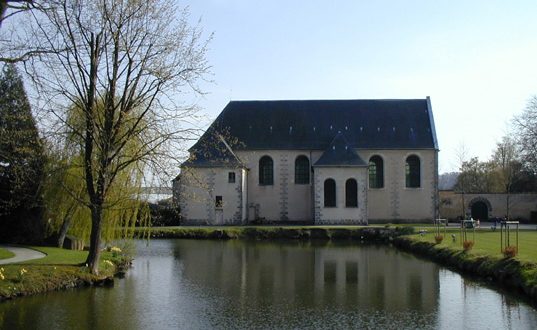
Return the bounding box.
[0,246,46,264]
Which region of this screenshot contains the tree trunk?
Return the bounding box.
[461,192,465,219]
[85,204,103,274]
[506,190,510,220]
[57,213,72,248]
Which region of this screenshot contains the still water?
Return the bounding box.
[1,239,537,329]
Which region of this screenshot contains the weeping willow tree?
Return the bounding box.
[43,100,150,250]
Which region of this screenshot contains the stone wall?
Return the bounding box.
[178,167,244,225]
[439,190,537,222]
[313,166,368,224]
[361,149,437,222]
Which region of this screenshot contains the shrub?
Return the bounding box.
[463,240,474,251]
[503,245,517,258]
[434,235,444,244]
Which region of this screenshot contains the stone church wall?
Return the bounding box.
[178,167,245,225]
[359,149,438,223]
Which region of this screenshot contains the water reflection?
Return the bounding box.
[176,240,440,315]
[0,239,536,330]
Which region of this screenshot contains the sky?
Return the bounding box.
[182,1,537,173]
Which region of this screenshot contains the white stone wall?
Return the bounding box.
[360,149,437,222]
[177,148,438,224]
[439,191,537,221]
[313,167,368,224]
[235,150,321,222]
[178,167,245,224]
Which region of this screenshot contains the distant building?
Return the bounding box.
[174,98,439,225]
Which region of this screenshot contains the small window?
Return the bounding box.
[324,179,336,207]
[405,155,421,188]
[215,196,223,208]
[228,172,236,183]
[259,156,273,185]
[369,156,384,188]
[295,155,310,184]
[345,179,358,207]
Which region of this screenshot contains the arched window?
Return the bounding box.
[295,155,310,184]
[259,156,273,185]
[324,179,336,207]
[345,179,358,207]
[405,155,421,188]
[369,155,384,188]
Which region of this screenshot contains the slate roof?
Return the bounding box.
[181,133,244,168]
[314,133,367,167]
[183,98,438,167]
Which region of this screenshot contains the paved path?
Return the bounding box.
[0,246,46,265]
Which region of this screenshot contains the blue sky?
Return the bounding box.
[183,0,537,173]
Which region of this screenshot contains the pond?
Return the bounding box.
[1,239,536,329]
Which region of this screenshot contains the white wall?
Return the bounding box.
[313,166,368,224]
[178,167,244,224]
[177,148,438,224]
[360,149,437,222]
[440,191,537,221]
[236,150,319,222]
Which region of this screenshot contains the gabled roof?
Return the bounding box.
[190,98,438,152]
[181,133,244,168]
[314,132,367,167]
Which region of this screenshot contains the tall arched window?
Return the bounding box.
[405,155,421,188]
[259,156,273,185]
[324,179,336,207]
[369,155,384,188]
[345,179,358,207]
[295,155,310,184]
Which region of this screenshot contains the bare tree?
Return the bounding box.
[513,96,537,174]
[20,0,210,273]
[492,135,518,220]
[453,142,469,219]
[0,0,34,27]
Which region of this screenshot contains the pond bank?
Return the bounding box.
[140,225,414,240]
[0,250,130,302]
[392,237,537,302]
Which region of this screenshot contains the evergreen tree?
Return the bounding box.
[0,63,44,242]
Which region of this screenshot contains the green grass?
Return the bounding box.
[23,246,92,265]
[410,227,537,261]
[0,247,15,260]
[0,246,128,300]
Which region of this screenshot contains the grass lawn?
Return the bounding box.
[0,247,15,260]
[1,246,127,300]
[410,226,537,262]
[23,246,94,265]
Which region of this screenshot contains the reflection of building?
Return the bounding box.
[313,246,439,311]
[439,190,537,221]
[175,99,439,225]
[176,240,440,313]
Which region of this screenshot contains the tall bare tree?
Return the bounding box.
[453,142,469,219]
[0,0,34,27]
[19,0,210,273]
[514,96,537,174]
[492,136,518,219]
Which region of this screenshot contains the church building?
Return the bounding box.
[174,98,439,225]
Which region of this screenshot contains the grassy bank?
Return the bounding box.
[137,225,414,240]
[0,246,130,301]
[0,248,14,260]
[394,228,537,302]
[408,227,537,261]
